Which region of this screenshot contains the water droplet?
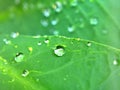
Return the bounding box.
[40,20,48,27]
[113,59,118,65]
[38,41,42,45]
[15,0,20,5]
[54,45,65,57]
[90,17,98,25]
[53,30,59,35]
[3,38,11,45]
[15,53,24,62]
[28,47,33,52]
[23,2,28,11]
[67,26,74,32]
[11,32,19,38]
[44,39,49,44]
[87,42,92,47]
[52,1,63,13]
[22,69,29,77]
[43,9,50,17]
[63,77,67,81]
[70,0,78,7]
[36,78,40,82]
[51,19,58,26]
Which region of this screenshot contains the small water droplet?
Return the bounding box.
[28,47,33,52]
[51,19,58,26]
[23,2,28,11]
[90,17,98,25]
[54,45,65,57]
[15,52,24,62]
[44,39,49,44]
[3,38,11,45]
[11,32,19,38]
[38,41,42,45]
[52,1,63,13]
[40,20,48,27]
[15,0,20,5]
[113,59,118,65]
[87,42,92,47]
[43,9,50,17]
[22,69,29,77]
[67,26,74,32]
[70,0,78,7]
[63,77,67,81]
[53,30,59,35]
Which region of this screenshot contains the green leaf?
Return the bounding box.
[0,0,120,48]
[0,35,120,90]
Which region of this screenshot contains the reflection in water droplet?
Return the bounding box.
[90,18,98,25]
[67,26,74,32]
[15,53,24,62]
[3,38,11,45]
[11,32,19,38]
[54,45,65,57]
[40,20,48,27]
[43,9,50,17]
[87,42,91,47]
[22,69,29,77]
[52,1,63,13]
[51,19,58,26]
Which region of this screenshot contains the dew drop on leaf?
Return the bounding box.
[43,9,50,17]
[70,0,78,7]
[10,32,19,38]
[90,17,98,25]
[52,1,63,13]
[54,45,65,57]
[87,42,92,47]
[40,20,48,27]
[67,26,74,32]
[22,69,29,77]
[44,39,49,44]
[15,52,24,62]
[51,19,58,26]
[113,59,118,65]
[3,38,11,45]
[53,30,59,35]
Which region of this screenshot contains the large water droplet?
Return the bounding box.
[43,9,50,17]
[22,69,29,77]
[40,20,48,27]
[54,45,65,57]
[52,1,63,13]
[15,52,24,62]
[90,17,98,25]
[11,32,19,38]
